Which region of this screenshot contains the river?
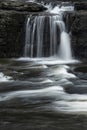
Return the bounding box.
[0,58,87,130]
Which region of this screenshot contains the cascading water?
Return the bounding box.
[58,27,72,60]
[24,15,59,57]
[24,16,45,57]
[24,4,74,61]
[1,3,87,128]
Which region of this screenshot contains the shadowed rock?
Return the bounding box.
[74,2,87,10]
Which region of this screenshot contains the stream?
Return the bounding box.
[0,58,87,130]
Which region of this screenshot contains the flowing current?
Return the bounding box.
[24,5,73,60]
[0,2,87,129]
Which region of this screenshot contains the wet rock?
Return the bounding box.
[64,10,87,60]
[65,85,87,94]
[71,11,87,60]
[74,2,87,11]
[0,11,26,57]
[74,65,87,73]
[0,1,47,12]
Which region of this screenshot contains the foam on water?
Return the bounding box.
[50,5,74,14]
[0,72,12,82]
[1,84,87,115]
[17,57,79,65]
[0,86,63,101]
[0,61,87,115]
[30,64,75,81]
[47,66,76,79]
[53,100,87,114]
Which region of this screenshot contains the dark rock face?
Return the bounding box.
[74,2,87,11]
[71,12,87,60]
[0,11,26,57]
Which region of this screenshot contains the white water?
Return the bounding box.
[0,72,12,82]
[59,31,72,60]
[0,57,86,114]
[0,62,87,114]
[24,5,74,61]
[1,3,85,115]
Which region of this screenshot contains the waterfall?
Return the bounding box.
[59,31,72,60]
[24,5,74,60]
[24,16,45,57]
[56,18,72,60]
[24,15,60,57]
